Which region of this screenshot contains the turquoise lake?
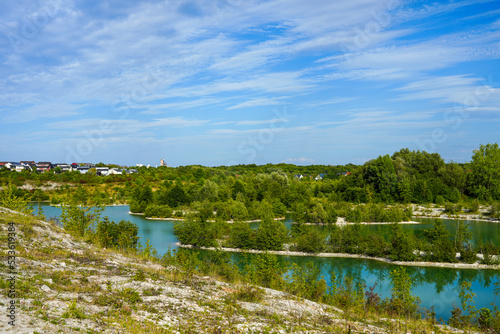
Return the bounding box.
[38,204,499,321]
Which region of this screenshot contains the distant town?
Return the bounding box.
[0,159,170,176]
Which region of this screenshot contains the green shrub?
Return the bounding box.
[233,285,264,303]
[173,218,217,247]
[228,223,255,249]
[62,301,86,319]
[293,227,326,254]
[435,195,445,205]
[96,218,139,250]
[119,288,142,304]
[144,204,173,218]
[444,203,462,215]
[255,217,288,251]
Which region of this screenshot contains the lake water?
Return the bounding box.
[37,204,499,321]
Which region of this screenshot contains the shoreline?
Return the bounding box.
[413,214,500,223]
[143,216,286,223]
[177,243,500,270]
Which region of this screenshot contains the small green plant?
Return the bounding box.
[93,294,122,308]
[233,285,264,303]
[133,268,146,281]
[62,301,86,319]
[119,288,142,305]
[142,287,161,296]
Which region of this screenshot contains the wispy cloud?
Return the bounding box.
[0,0,498,165]
[227,97,286,110]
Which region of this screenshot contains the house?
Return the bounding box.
[76,166,90,174]
[127,169,138,174]
[315,173,326,180]
[96,167,109,176]
[20,161,36,171]
[36,162,52,172]
[336,171,350,176]
[53,163,72,172]
[6,162,26,172]
[108,168,123,175]
[15,164,30,172]
[294,174,304,179]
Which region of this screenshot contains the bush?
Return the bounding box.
[233,285,264,303]
[444,203,462,215]
[228,223,255,249]
[144,204,172,218]
[255,218,288,251]
[173,218,217,248]
[467,199,480,213]
[293,227,326,254]
[129,200,146,213]
[96,218,139,250]
[435,195,445,205]
[460,246,478,264]
[480,241,500,265]
[488,204,500,220]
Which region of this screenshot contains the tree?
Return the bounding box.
[455,222,476,263]
[389,223,416,261]
[422,220,456,262]
[467,143,500,200]
[363,155,397,202]
[228,223,255,249]
[255,217,288,251]
[96,217,139,250]
[199,180,219,202]
[390,267,419,317]
[60,186,104,238]
[173,218,216,248]
[168,184,188,207]
[293,226,326,253]
[138,185,153,204]
[231,180,246,199]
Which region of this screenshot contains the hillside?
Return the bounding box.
[0,207,471,333]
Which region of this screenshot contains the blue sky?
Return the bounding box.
[1,0,499,166]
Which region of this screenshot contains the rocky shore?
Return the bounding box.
[178,244,500,270]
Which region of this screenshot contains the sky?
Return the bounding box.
[0,0,499,167]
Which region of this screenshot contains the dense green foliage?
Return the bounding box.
[0,184,33,214]
[96,217,139,250]
[173,218,218,248]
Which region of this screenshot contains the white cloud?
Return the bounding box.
[395,75,500,106]
[227,97,285,110]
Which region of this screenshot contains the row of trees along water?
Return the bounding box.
[174,213,500,264]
